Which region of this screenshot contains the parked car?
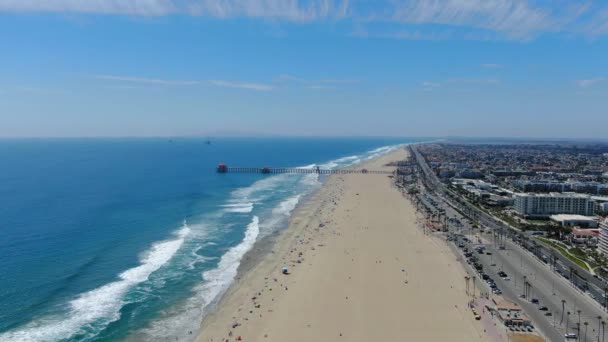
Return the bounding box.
[539,306,548,311]
[531,298,539,304]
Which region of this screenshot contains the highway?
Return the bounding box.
[410,144,608,342]
[412,144,608,305]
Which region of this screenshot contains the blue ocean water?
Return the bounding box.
[0,137,420,342]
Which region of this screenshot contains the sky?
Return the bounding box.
[0,0,607,139]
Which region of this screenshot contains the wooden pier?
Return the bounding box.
[216,164,393,175]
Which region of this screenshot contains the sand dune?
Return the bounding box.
[197,148,490,342]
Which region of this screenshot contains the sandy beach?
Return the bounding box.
[196,148,490,342]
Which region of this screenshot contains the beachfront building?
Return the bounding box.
[569,228,600,245]
[492,298,532,327]
[599,220,608,256]
[514,193,596,218]
[550,214,599,228]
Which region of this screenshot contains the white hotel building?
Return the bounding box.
[599,219,608,256]
[514,192,595,218]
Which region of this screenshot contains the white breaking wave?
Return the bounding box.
[221,202,254,213]
[319,161,339,169]
[0,226,190,342]
[272,195,301,217]
[297,164,317,169]
[138,216,260,342]
[364,144,402,160]
[334,155,359,163]
[230,174,288,201]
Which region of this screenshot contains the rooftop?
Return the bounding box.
[550,214,598,222]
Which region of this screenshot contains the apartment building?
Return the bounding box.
[514,192,595,218]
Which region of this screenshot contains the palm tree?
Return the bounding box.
[599,316,602,342]
[472,275,476,297]
[561,299,566,325]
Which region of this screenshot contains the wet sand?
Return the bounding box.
[196,148,490,342]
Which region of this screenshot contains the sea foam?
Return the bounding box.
[0,226,190,342]
[136,216,260,342]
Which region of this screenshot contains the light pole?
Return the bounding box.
[567,311,571,333]
[601,320,605,342]
[586,321,590,342]
[598,316,602,342]
[472,275,476,297]
[561,299,566,325]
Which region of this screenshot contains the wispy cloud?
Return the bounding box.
[306,85,333,90]
[209,80,274,91]
[188,0,350,21]
[94,75,200,85]
[2,0,608,39]
[420,78,500,90]
[481,63,503,69]
[0,0,177,16]
[275,74,360,85]
[420,81,441,91]
[576,78,605,88]
[94,74,274,91]
[389,0,555,39]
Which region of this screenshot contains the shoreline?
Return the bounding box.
[192,156,369,336]
[196,147,489,342]
[192,147,404,334]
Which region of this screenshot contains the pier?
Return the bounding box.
[216,164,393,175]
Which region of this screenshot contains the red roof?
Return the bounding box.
[572,228,599,237]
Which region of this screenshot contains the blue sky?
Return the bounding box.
[0,0,607,138]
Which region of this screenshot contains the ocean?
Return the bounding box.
[0,137,421,342]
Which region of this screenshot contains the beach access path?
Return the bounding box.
[197,149,490,342]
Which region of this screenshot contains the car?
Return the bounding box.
[544,312,552,316]
[565,333,578,339]
[531,298,539,304]
[486,252,492,255]
[503,277,511,281]
[539,306,548,311]
[493,289,502,295]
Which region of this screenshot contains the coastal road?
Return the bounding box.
[440,202,605,342]
[424,186,608,342]
[410,144,608,304]
[409,148,608,341]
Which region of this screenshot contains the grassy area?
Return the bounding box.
[535,237,591,271]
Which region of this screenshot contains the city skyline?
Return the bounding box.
[1,0,607,138]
